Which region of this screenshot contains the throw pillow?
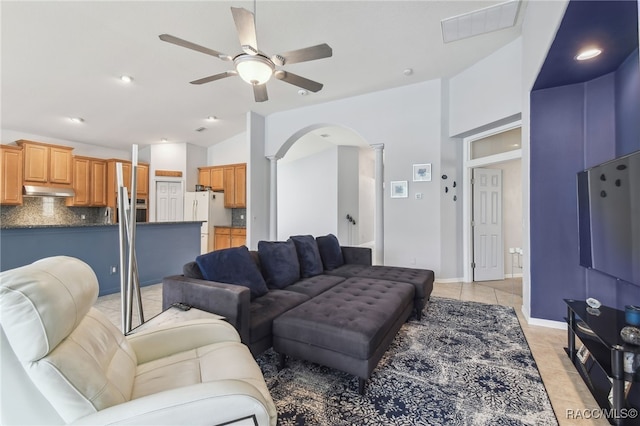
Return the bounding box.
[290,235,324,278]
[196,246,268,300]
[258,239,301,289]
[316,234,345,270]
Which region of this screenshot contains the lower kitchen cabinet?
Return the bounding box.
[214,227,246,250]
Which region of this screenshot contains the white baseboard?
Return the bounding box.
[505,272,523,278]
[523,313,566,330]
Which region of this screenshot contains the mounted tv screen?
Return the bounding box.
[577,149,640,286]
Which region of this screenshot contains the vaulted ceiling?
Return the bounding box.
[1,1,525,150]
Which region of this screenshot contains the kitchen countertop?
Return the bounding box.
[0,221,204,230]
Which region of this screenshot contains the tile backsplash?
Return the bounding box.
[0,197,107,227]
[232,208,247,227]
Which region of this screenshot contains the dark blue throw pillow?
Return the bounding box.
[258,239,300,289]
[290,235,324,278]
[316,234,345,271]
[196,246,268,300]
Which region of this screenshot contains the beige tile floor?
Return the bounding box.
[95,279,608,426]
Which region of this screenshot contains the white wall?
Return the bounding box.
[449,38,523,137]
[207,132,249,165]
[337,146,359,245]
[488,159,522,276]
[358,147,375,245]
[247,112,269,249]
[264,80,443,273]
[278,146,338,240]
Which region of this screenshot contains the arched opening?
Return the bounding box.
[275,124,374,248]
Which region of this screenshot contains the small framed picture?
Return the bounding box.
[390,181,408,198]
[413,163,432,182]
[577,344,590,364]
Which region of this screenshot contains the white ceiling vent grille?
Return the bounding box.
[441,0,520,43]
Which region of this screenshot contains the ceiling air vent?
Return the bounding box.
[441,0,520,43]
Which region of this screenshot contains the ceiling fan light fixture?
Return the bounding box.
[234,55,274,85]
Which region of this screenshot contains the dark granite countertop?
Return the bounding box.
[0,221,204,230]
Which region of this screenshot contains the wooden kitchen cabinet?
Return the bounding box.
[214,227,231,250]
[214,227,246,250]
[67,157,107,207]
[0,145,23,205]
[106,160,149,222]
[17,140,73,186]
[223,163,246,208]
[230,227,247,248]
[198,166,224,191]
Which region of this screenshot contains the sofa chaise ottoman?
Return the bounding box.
[273,276,415,394]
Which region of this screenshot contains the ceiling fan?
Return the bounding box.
[159,7,332,102]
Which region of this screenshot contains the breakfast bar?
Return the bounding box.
[0,221,202,295]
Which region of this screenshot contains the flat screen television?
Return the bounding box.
[577,149,640,286]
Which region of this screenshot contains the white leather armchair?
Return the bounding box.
[0,256,277,425]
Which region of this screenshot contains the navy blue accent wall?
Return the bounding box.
[616,48,640,156]
[0,222,201,296]
[531,50,640,321]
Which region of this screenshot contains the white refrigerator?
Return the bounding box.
[184,191,232,254]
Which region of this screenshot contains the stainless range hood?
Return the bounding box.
[23,185,75,197]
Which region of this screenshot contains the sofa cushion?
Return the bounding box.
[249,290,309,343]
[258,240,300,289]
[286,274,346,298]
[290,235,324,278]
[183,261,204,279]
[316,234,345,270]
[196,246,268,300]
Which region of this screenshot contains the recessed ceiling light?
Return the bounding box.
[403,68,413,76]
[320,133,331,138]
[120,75,134,83]
[69,117,84,124]
[298,89,309,96]
[206,116,217,122]
[161,138,168,143]
[575,48,602,61]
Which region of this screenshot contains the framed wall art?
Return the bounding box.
[390,181,408,198]
[413,163,432,181]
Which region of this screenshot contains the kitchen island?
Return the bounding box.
[0,221,202,295]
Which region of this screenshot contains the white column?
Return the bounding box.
[370,143,385,265]
[267,155,279,240]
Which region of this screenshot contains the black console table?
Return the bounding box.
[565,299,640,425]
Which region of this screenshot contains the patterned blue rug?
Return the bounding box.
[257,297,558,425]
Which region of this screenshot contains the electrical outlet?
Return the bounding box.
[110,265,117,275]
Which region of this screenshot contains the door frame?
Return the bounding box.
[462,120,522,283]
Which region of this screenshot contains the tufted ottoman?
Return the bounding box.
[326,265,434,320]
[272,277,415,394]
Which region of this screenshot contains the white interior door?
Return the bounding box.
[472,168,504,281]
[156,181,183,222]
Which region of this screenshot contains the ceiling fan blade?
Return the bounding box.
[190,71,237,85]
[253,84,268,102]
[274,70,323,92]
[159,34,231,61]
[272,43,332,66]
[231,7,259,55]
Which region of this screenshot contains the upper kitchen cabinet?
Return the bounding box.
[16,140,73,186]
[198,166,224,191]
[136,163,149,196]
[1,145,23,205]
[106,160,149,208]
[66,157,107,207]
[223,163,246,208]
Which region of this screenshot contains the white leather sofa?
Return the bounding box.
[0,256,277,425]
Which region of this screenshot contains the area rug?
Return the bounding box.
[256,297,558,425]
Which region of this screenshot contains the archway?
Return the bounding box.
[274,124,375,248]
